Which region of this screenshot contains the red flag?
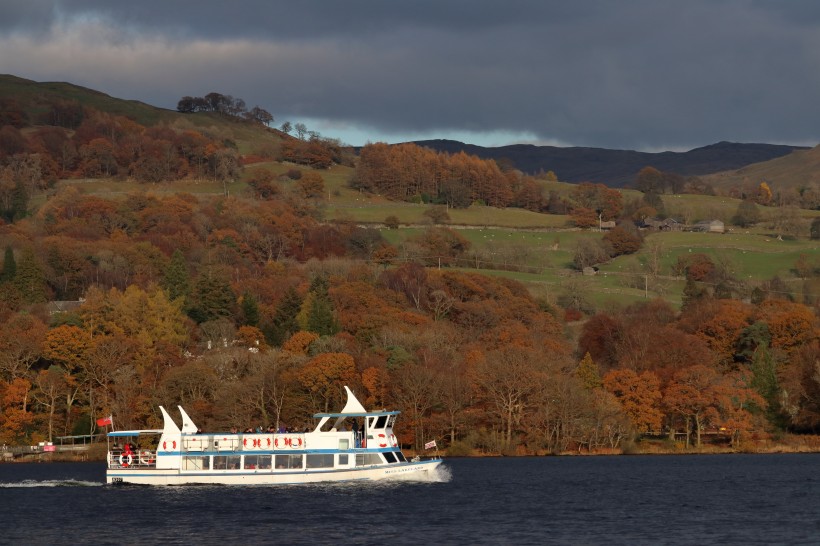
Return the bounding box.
[96,416,112,426]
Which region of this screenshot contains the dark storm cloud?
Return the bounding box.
[1,1,819,149]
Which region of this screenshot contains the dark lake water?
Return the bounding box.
[1,454,819,545]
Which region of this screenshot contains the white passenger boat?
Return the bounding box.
[105,386,442,485]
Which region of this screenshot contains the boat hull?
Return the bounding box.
[106,459,442,486]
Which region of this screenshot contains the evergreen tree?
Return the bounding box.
[11,179,29,222]
[13,247,48,303]
[681,278,705,310]
[162,249,190,303]
[0,246,16,284]
[240,291,260,327]
[750,286,766,305]
[306,276,339,336]
[750,343,786,429]
[187,269,236,323]
[736,322,772,363]
[265,286,303,346]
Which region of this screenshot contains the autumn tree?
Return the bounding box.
[437,364,472,445]
[572,237,609,270]
[424,206,450,224]
[569,182,623,220]
[297,352,357,413]
[635,166,664,194]
[679,299,752,366]
[570,207,598,229]
[663,365,722,447]
[755,182,773,205]
[380,262,428,310]
[0,312,48,380]
[296,171,325,200]
[732,200,761,227]
[472,346,544,449]
[754,299,818,353]
[240,351,293,429]
[603,369,663,434]
[42,324,92,373]
[392,360,441,451]
[282,331,319,356]
[602,225,643,257]
[576,352,603,390]
[0,377,34,444]
[32,366,73,441]
[106,285,190,348]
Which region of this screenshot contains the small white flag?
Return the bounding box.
[424,440,437,450]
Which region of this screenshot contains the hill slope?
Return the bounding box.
[0,74,177,127]
[701,144,820,192]
[413,139,808,187]
[0,74,287,153]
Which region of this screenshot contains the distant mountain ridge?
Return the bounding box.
[412,139,808,187]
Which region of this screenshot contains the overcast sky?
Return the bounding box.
[2,1,819,151]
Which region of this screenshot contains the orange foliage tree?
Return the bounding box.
[297,352,358,413]
[603,369,663,434]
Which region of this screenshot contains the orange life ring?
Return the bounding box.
[266,437,272,448]
[378,434,387,448]
[390,434,398,447]
[289,436,303,449]
[274,436,287,449]
[118,454,133,467]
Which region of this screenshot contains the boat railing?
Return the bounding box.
[180,433,308,452]
[107,449,157,469]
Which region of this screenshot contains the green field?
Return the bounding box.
[379,223,819,309]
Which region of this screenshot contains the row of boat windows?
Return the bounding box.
[181,452,406,471]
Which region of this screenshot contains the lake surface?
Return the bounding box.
[1,454,819,545]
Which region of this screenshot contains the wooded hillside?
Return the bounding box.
[0,75,818,456]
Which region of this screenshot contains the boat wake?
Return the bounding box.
[390,463,452,483]
[0,479,103,488]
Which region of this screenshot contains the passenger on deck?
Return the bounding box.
[230,426,238,434]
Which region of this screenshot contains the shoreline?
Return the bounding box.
[4,440,820,463]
